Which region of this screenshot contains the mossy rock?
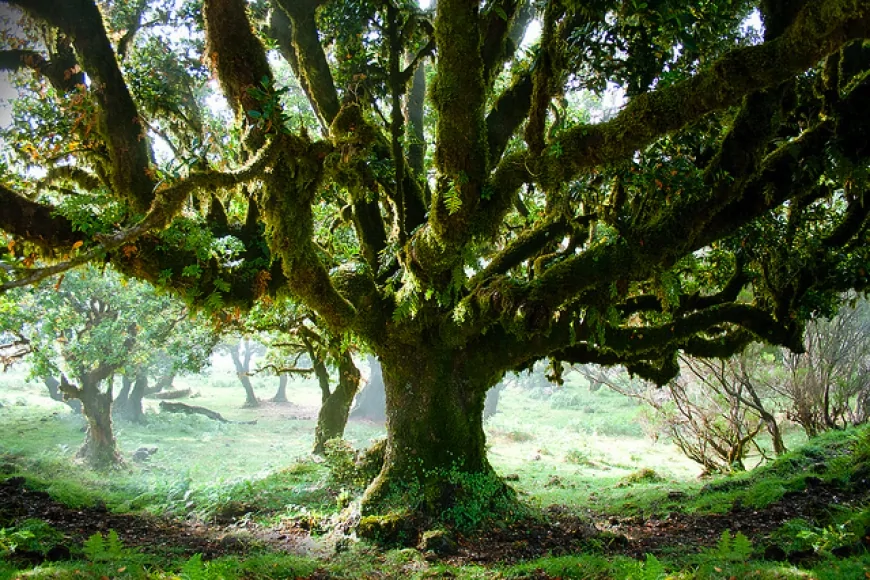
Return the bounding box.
[357,512,420,547]
[417,529,458,555]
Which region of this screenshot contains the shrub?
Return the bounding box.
[621,468,664,485]
[564,448,594,466]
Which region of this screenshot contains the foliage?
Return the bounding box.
[0,526,34,557]
[82,530,128,562]
[702,529,754,562]
[620,468,664,485]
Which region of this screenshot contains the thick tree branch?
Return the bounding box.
[539,0,870,186]
[429,0,488,238]
[0,184,79,251]
[486,73,533,165]
[0,42,84,92]
[12,0,156,213]
[259,138,358,333]
[1,138,282,291]
[273,0,340,126]
[203,0,273,128]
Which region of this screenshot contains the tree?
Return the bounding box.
[7,265,204,467]
[767,296,870,436]
[218,336,265,408]
[1,0,869,520]
[247,298,363,453]
[112,309,216,423]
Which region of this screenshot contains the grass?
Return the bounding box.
[2,362,869,578]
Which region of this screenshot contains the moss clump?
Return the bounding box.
[357,512,420,547]
[417,529,458,555]
[621,468,665,485]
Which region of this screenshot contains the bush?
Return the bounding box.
[564,448,594,466]
[550,390,585,409]
[620,468,664,485]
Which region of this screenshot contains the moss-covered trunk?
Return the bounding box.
[313,351,360,454]
[360,347,511,521]
[74,376,121,469]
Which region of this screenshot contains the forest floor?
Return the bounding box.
[4,469,867,573]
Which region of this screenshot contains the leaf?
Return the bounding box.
[72,240,83,251]
[493,5,507,20]
[247,110,262,118]
[444,185,462,215]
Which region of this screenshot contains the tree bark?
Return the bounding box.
[271,373,289,402]
[230,339,259,408]
[350,355,386,422]
[60,374,121,469]
[360,347,512,518]
[313,352,361,454]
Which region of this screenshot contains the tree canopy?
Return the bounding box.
[0,0,869,519]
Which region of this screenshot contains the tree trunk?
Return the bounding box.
[61,374,121,469]
[483,382,504,420]
[350,355,386,422]
[43,375,81,413]
[271,373,289,402]
[360,348,512,521]
[313,352,360,454]
[114,375,132,409]
[115,371,147,423]
[230,340,258,408]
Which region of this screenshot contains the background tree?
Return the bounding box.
[112,312,216,422]
[217,336,265,408]
[9,266,202,467]
[0,0,869,522]
[249,298,363,453]
[767,296,870,436]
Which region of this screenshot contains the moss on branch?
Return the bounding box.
[18,0,156,212]
[541,0,869,185]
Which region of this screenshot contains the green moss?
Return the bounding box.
[357,512,419,546]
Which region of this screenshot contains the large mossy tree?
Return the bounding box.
[1,0,869,517]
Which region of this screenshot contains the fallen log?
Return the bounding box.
[149,388,191,400]
[158,401,257,425]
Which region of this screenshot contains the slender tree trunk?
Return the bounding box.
[361,347,511,518]
[483,382,504,420]
[313,352,361,454]
[114,375,132,409]
[271,373,289,402]
[230,340,258,408]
